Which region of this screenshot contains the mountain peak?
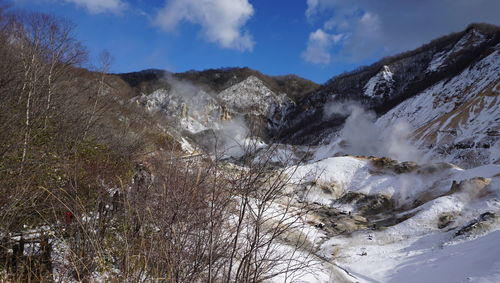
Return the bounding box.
[465,22,500,34]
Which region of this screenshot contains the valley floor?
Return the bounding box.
[324,227,500,283]
[274,156,500,283]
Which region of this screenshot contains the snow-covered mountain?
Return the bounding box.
[277,24,499,154]
[114,23,500,282]
[124,69,310,158]
[121,24,498,165]
[270,24,499,282]
[377,47,499,168]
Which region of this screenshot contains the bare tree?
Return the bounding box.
[0,6,319,282]
[42,15,87,128]
[5,12,87,164]
[82,50,111,139]
[221,143,316,282]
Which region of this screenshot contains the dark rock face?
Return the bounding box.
[338,192,394,216]
[454,212,497,237]
[370,157,419,174]
[438,212,457,229]
[312,205,369,236]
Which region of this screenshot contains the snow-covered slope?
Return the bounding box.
[427,29,487,73]
[277,30,500,280]
[377,48,500,168]
[283,156,500,282]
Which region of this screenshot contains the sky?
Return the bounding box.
[11,0,500,83]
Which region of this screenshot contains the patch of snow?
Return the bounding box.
[364,65,394,98]
[288,156,367,186]
[388,230,500,283]
[427,49,448,73]
[427,29,486,73]
[290,157,467,206]
[179,137,196,153]
[180,116,207,134]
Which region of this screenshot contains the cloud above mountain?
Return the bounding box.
[303,0,500,64]
[302,28,343,65]
[154,0,255,52]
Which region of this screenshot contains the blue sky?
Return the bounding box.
[12,0,500,83]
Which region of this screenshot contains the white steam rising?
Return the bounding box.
[326,102,422,162]
[166,74,204,99]
[149,75,262,159]
[217,117,250,158]
[217,117,269,159]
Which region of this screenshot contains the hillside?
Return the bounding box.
[277,24,499,148]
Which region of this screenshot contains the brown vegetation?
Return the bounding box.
[0,5,316,282]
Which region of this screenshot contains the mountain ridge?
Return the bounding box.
[117,66,320,103]
[276,23,500,145]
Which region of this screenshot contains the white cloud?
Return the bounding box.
[303,0,500,63]
[302,28,343,65]
[64,0,127,14]
[154,0,255,52]
[305,0,320,19]
[340,11,383,60]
